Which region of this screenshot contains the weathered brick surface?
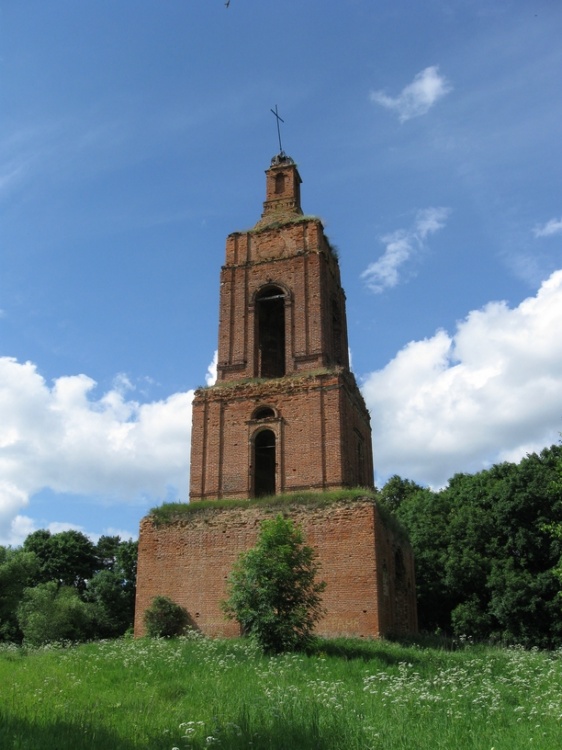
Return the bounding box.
[134,501,417,638]
[135,155,418,640]
[190,156,371,500]
[190,370,372,500]
[219,227,349,380]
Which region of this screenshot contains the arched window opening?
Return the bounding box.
[274,172,285,195]
[253,406,275,421]
[253,429,276,497]
[256,287,285,378]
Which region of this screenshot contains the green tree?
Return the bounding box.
[95,535,122,570]
[17,582,97,646]
[143,595,190,638]
[84,570,132,637]
[223,514,326,654]
[445,448,562,646]
[378,474,425,514]
[114,539,138,592]
[0,548,40,641]
[544,443,562,590]
[15,532,138,643]
[23,529,98,590]
[85,538,138,637]
[1,530,138,644]
[390,445,562,646]
[384,481,455,632]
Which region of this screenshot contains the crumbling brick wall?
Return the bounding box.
[134,500,417,639]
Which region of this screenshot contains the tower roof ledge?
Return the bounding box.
[270,152,295,167]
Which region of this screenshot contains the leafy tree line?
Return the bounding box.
[0,530,137,645]
[379,444,562,648]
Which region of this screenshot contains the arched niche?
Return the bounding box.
[255,285,286,378]
[253,428,276,497]
[274,172,285,195]
[252,406,276,421]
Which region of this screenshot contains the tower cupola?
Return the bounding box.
[254,154,303,230]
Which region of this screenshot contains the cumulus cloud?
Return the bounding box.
[205,350,218,386]
[362,207,450,293]
[8,515,37,545]
[362,270,562,487]
[370,66,452,122]
[0,359,193,545]
[4,269,561,540]
[534,217,562,238]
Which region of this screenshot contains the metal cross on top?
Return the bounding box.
[270,105,285,155]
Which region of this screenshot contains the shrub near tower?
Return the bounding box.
[223,514,326,653]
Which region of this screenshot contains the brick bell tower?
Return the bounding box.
[189,153,374,501]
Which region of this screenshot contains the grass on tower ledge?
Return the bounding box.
[149,488,377,525]
[147,489,409,544]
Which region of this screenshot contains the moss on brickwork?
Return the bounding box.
[231,215,338,260]
[201,367,342,393]
[148,489,411,546]
[247,214,321,233]
[149,488,377,526]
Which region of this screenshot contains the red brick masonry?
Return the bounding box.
[189,157,374,501]
[134,500,417,639]
[135,156,418,640]
[190,370,373,500]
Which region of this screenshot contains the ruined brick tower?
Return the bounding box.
[134,154,418,639]
[189,153,374,500]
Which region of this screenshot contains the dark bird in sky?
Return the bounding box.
[225,1,230,7]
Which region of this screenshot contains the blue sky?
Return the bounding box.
[2,0,562,545]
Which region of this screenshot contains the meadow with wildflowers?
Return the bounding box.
[1,634,561,749]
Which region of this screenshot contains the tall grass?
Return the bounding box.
[1,635,561,749]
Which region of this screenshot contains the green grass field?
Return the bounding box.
[1,635,561,749]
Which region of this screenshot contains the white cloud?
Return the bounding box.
[4,270,561,541]
[3,515,87,548]
[362,270,562,487]
[362,207,450,293]
[46,521,86,535]
[100,526,138,542]
[6,515,36,547]
[205,350,218,386]
[370,66,453,122]
[0,359,193,545]
[534,217,562,238]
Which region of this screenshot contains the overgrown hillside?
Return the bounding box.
[1,636,561,749]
